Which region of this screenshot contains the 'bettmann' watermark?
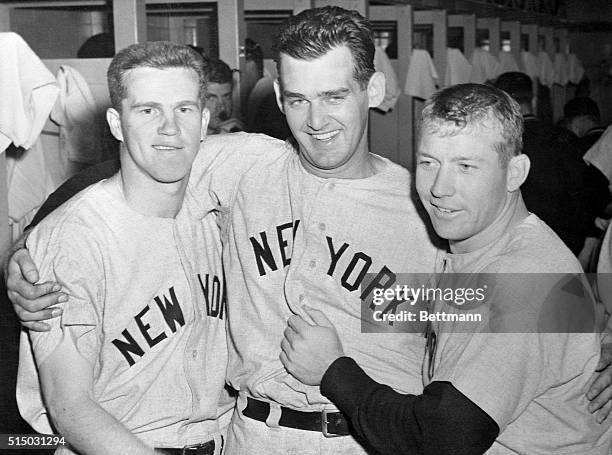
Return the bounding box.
[360,273,603,334]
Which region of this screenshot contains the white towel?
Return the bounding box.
[567,53,584,84]
[444,48,472,87]
[495,51,520,75]
[584,125,612,192]
[553,52,569,86]
[0,32,59,240]
[0,32,58,153]
[537,51,555,88]
[520,50,538,79]
[469,47,499,83]
[374,46,400,112]
[51,65,103,175]
[404,49,438,100]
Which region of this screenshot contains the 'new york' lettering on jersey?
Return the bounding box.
[18,176,230,450]
[185,133,442,412]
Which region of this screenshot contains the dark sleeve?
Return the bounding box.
[321,357,499,455]
[28,159,120,229]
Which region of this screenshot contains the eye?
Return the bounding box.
[417,158,436,167]
[458,163,475,172]
[326,95,345,105]
[287,98,307,107]
[140,108,154,115]
[178,106,194,113]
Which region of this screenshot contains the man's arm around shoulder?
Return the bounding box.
[322,357,499,455]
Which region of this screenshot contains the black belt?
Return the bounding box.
[155,440,216,455]
[242,397,350,437]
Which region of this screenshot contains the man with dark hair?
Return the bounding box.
[16,41,228,455]
[202,57,243,134]
[564,96,604,142]
[281,83,612,454]
[494,71,587,255]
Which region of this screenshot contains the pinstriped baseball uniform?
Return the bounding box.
[189,133,442,453]
[17,175,230,454]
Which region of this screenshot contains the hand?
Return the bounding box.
[587,343,612,423]
[280,307,344,386]
[6,247,65,331]
[216,118,243,133]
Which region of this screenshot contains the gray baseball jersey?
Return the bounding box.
[18,176,230,452]
[191,133,441,409]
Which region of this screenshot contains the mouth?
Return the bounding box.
[431,203,461,216]
[152,145,182,151]
[309,130,340,142]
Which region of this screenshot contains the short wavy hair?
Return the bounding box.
[274,6,375,90]
[421,83,524,167]
[107,41,206,110]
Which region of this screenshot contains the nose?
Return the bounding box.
[306,102,327,131]
[221,98,232,117]
[158,111,179,136]
[430,165,455,198]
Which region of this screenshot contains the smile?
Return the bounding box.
[153,145,181,150]
[310,130,340,141]
[432,203,460,216]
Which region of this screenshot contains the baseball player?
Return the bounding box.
[16,42,229,454]
[8,7,612,454]
[280,84,612,454]
[174,8,442,452]
[9,7,441,454]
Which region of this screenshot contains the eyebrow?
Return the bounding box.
[450,155,486,162]
[282,88,350,99]
[130,100,200,109]
[416,151,486,162]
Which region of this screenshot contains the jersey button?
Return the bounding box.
[309,260,316,268]
[192,350,198,359]
[318,223,326,231]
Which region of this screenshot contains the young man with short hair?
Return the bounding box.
[17,42,229,455]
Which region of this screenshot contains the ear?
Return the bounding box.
[106,108,124,142]
[200,107,210,141]
[367,71,386,108]
[273,78,284,114]
[506,153,530,192]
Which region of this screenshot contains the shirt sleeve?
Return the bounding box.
[187,132,291,210]
[321,357,499,455]
[26,216,104,366]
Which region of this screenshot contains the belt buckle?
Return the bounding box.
[182,441,213,455]
[321,409,343,438]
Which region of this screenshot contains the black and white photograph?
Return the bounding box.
[1,1,612,454]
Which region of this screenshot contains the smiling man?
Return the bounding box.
[7,8,441,454]
[276,45,379,178]
[16,42,228,455]
[280,84,612,454]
